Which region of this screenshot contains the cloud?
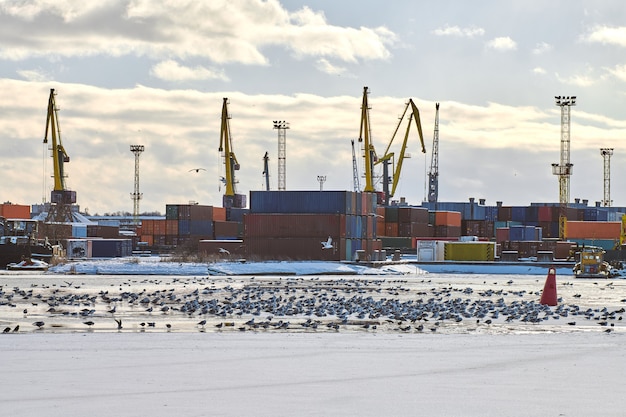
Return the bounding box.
[0,0,394,65]
[432,25,485,38]
[532,67,546,75]
[486,37,517,51]
[605,64,626,82]
[315,58,347,76]
[16,68,51,82]
[555,72,596,87]
[150,60,229,82]
[532,42,552,55]
[582,25,626,47]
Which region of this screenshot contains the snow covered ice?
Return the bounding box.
[2,258,626,416]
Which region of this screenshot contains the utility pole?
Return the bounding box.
[273,121,289,190]
[601,148,613,207]
[551,95,576,240]
[130,145,144,225]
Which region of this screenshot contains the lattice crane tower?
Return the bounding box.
[130,145,144,225]
[601,148,613,207]
[273,121,289,190]
[551,96,576,240]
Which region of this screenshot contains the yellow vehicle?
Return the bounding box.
[572,246,613,278]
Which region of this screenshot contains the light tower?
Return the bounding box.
[273,121,289,190]
[317,175,326,191]
[601,148,613,207]
[130,145,144,225]
[551,95,576,240]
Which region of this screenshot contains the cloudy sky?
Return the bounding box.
[1,0,626,215]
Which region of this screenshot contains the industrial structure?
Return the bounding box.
[427,103,440,204]
[130,145,144,225]
[262,151,270,191]
[551,95,576,240]
[601,148,613,207]
[357,86,425,205]
[273,121,289,191]
[219,98,246,208]
[351,139,360,192]
[43,89,76,223]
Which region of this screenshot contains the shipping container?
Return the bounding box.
[384,206,399,222]
[190,220,214,236]
[497,206,512,221]
[165,220,178,236]
[433,211,461,227]
[87,225,120,238]
[244,213,347,239]
[66,239,89,258]
[199,239,244,256]
[385,222,398,237]
[140,235,154,246]
[380,237,413,250]
[444,242,495,261]
[71,224,87,238]
[213,220,241,239]
[245,237,350,261]
[213,207,227,221]
[91,239,132,258]
[249,191,357,215]
[165,204,178,220]
[569,238,617,251]
[0,203,30,219]
[566,221,621,239]
[226,207,248,222]
[495,227,509,243]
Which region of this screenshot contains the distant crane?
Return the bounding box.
[600,148,613,207]
[130,145,144,225]
[219,98,246,208]
[551,95,576,240]
[427,103,440,204]
[43,89,76,223]
[262,151,270,191]
[351,139,360,192]
[358,87,377,194]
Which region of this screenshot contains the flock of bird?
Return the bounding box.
[0,276,624,334]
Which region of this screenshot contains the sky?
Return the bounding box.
[2,0,626,215]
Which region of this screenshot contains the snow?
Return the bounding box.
[3,259,626,416]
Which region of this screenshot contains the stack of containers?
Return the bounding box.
[430,211,462,238]
[244,191,379,261]
[378,206,431,249]
[0,203,30,219]
[566,220,621,250]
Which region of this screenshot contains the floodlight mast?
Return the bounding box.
[551,95,576,240]
[273,121,289,191]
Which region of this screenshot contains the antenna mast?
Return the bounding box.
[601,148,613,207]
[273,121,289,191]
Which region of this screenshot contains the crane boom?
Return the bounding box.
[375,98,426,203]
[427,102,440,203]
[351,139,360,192]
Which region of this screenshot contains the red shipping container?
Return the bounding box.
[165,220,178,235]
[245,237,347,261]
[566,221,620,239]
[376,220,386,237]
[244,214,346,238]
[140,235,154,246]
[385,222,398,237]
[434,211,462,227]
[214,220,241,239]
[0,203,30,219]
[213,207,227,221]
[496,227,509,243]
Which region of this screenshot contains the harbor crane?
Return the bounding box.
[351,139,360,192]
[427,103,440,204]
[218,98,246,208]
[43,89,76,223]
[357,86,425,205]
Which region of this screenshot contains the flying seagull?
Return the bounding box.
[189,168,206,173]
[321,237,333,250]
[218,247,230,255]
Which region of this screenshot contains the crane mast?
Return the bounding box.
[43,89,76,223]
[428,103,440,204]
[351,139,360,192]
[218,98,246,208]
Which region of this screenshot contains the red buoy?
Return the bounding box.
[540,267,558,306]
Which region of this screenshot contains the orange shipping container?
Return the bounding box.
[141,220,154,235]
[165,220,178,235]
[213,207,227,221]
[434,211,462,227]
[153,219,167,235]
[376,220,386,237]
[385,222,398,237]
[140,235,154,246]
[566,221,620,239]
[0,203,30,219]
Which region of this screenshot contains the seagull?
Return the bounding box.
[189,168,206,173]
[115,318,123,330]
[33,321,45,329]
[321,236,333,250]
[218,247,230,255]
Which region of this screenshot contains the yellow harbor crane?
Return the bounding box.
[43,89,76,223]
[357,86,426,204]
[218,98,246,208]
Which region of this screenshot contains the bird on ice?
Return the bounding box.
[218,247,230,255]
[321,237,333,249]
